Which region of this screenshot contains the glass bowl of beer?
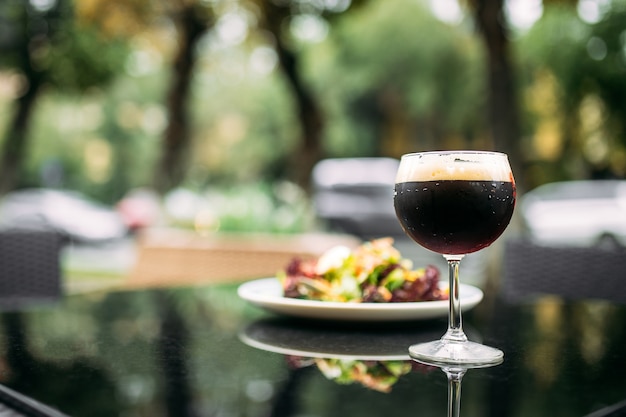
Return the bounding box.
[394,150,516,366]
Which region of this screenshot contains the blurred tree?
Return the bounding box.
[73,0,163,202]
[252,0,370,190]
[0,0,214,198]
[519,1,626,185]
[73,0,212,196]
[0,0,128,194]
[310,0,483,158]
[468,0,524,188]
[255,0,325,190]
[587,3,626,172]
[151,2,214,194]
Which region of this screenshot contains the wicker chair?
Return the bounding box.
[0,228,63,310]
[502,238,626,303]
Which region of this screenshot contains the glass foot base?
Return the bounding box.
[409,339,504,368]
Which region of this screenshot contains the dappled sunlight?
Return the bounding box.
[160,182,312,235]
[75,0,153,38]
[0,71,29,100]
[506,0,543,31]
[125,30,176,77]
[249,46,278,76]
[3,0,626,238]
[215,11,250,46]
[526,298,622,389]
[575,302,614,365]
[125,48,163,77]
[115,101,167,135]
[84,137,113,183]
[534,121,562,161]
[194,208,221,235]
[586,36,608,61]
[578,0,611,24]
[579,95,609,165]
[429,0,463,25]
[3,2,626,414]
[526,70,562,161]
[290,14,329,43]
[526,298,564,387]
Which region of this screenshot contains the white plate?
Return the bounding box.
[237,277,483,322]
[240,330,410,361]
[240,318,446,360]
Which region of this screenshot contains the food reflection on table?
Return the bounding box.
[240,318,485,393]
[284,354,436,393]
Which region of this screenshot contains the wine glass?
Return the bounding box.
[394,150,516,366]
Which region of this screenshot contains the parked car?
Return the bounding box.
[520,180,626,247]
[311,157,406,239]
[0,188,129,245]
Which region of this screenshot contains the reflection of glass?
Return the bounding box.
[446,368,465,417]
[432,360,503,417]
[240,319,445,392]
[394,151,516,366]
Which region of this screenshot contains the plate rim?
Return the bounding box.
[239,331,410,361]
[237,277,483,320]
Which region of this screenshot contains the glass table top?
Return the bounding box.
[0,280,624,417]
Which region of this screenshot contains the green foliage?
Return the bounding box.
[187,55,301,185]
[45,22,130,92]
[168,181,315,234]
[0,0,128,90]
[586,4,626,139]
[518,2,626,180]
[9,0,626,209]
[302,0,483,156]
[21,69,166,203]
[519,5,590,108]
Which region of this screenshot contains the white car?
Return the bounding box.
[311,157,405,239]
[0,188,129,245]
[520,180,626,247]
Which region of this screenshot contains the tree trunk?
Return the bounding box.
[0,4,45,195]
[261,1,325,191]
[0,77,42,195]
[153,5,210,195]
[471,0,525,189]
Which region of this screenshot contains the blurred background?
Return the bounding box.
[1,0,626,280]
[1,3,626,415]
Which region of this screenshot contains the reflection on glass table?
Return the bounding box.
[1,279,626,416]
[423,359,503,417]
[241,317,502,416]
[241,318,441,392]
[240,318,486,394]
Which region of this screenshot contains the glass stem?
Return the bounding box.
[443,255,467,343]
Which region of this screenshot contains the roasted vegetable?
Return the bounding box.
[278,238,447,303]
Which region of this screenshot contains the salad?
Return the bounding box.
[278,238,447,303]
[285,356,433,393]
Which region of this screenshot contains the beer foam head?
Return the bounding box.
[395,151,513,183]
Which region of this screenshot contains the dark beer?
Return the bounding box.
[395,151,513,365]
[394,180,516,255]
